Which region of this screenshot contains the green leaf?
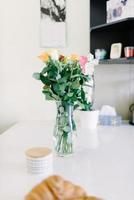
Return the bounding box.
[63,126,71,133]
[76,101,85,109]
[40,74,51,85]
[59,116,68,126]
[72,119,76,131]
[47,65,58,79]
[53,84,60,94]
[72,80,80,89]
[67,93,74,97]
[59,84,66,93]
[53,83,66,96]
[58,77,67,83]
[81,88,86,99]
[45,93,54,100]
[41,66,49,74]
[42,88,59,101]
[71,74,80,79]
[82,75,90,82]
[83,103,92,111]
[32,73,40,80]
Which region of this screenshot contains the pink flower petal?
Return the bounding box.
[79,56,88,73]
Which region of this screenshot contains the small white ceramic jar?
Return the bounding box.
[25,147,53,176]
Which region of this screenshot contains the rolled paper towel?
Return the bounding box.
[100,105,117,116]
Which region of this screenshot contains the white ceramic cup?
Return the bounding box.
[80,110,99,130]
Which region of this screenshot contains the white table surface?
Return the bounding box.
[0,121,134,200]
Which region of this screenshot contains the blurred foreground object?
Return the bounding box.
[25,175,102,200]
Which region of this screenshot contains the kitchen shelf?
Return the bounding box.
[99,57,134,65]
[91,18,134,32]
[90,0,134,63]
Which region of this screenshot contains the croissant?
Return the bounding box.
[25,175,102,200]
[25,175,87,200]
[68,197,102,200]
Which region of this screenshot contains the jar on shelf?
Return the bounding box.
[124,47,134,58]
[95,49,107,60]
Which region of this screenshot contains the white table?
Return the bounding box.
[0,121,134,200]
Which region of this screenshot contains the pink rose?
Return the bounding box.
[79,56,88,74]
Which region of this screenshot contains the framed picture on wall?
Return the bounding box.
[110,43,122,59]
[40,0,66,47]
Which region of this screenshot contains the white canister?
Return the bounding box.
[80,110,99,130]
[25,147,53,176]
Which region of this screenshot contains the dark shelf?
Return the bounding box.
[90,1,134,62]
[99,58,134,65]
[91,18,134,32]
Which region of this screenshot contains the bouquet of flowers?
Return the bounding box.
[33,50,94,110]
[33,50,95,156]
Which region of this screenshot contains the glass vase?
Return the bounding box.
[53,101,76,157]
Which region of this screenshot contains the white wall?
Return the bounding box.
[94,64,134,119]
[1,0,134,133]
[0,0,89,133]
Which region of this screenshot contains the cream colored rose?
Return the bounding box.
[49,49,60,61]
